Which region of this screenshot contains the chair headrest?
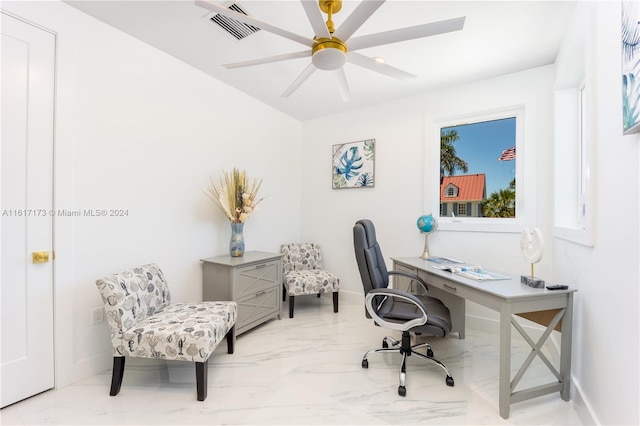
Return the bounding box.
[354,219,377,248]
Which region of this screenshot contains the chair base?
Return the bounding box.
[361,331,454,396]
[109,326,236,401]
[285,291,339,318]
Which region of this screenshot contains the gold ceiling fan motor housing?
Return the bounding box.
[312,0,347,71]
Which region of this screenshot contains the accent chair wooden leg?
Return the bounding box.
[196,360,208,401]
[110,356,125,396]
[226,325,235,354]
[317,293,321,298]
[282,284,286,301]
[333,292,339,313]
[289,295,295,318]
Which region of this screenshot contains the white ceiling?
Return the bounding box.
[63,0,577,121]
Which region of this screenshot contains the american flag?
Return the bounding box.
[498,146,516,161]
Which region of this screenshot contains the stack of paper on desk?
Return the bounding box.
[425,256,464,264]
[430,263,510,281]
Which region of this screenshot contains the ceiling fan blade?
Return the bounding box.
[333,0,385,41]
[195,0,315,47]
[300,0,331,39]
[334,68,351,102]
[348,16,466,51]
[281,63,317,98]
[224,50,310,69]
[347,52,415,80]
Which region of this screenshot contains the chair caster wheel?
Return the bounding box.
[398,386,406,397]
[362,359,368,369]
[446,376,454,387]
[382,340,388,348]
[427,348,434,358]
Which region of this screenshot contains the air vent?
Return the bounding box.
[210,3,261,40]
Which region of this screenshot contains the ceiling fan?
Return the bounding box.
[195,0,465,101]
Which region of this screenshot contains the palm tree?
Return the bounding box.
[482,188,515,218]
[440,129,468,176]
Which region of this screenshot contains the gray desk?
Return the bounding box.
[392,257,576,419]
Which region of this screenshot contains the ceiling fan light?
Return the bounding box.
[312,37,347,71]
[312,48,347,70]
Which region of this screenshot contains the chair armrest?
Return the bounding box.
[388,270,429,293]
[365,288,428,331]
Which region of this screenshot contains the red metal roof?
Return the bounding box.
[440,174,486,201]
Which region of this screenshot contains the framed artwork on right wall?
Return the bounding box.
[622,0,640,134]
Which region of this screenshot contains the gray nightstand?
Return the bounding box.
[201,251,282,335]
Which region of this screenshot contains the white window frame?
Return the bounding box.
[552,2,596,246]
[578,84,590,229]
[425,99,537,233]
[553,82,595,246]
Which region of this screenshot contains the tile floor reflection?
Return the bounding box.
[1,297,587,425]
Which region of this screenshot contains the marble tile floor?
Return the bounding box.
[1,297,588,425]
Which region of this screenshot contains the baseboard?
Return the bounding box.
[571,376,599,425]
[70,351,113,385]
[338,289,364,305]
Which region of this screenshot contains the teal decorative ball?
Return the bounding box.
[417,214,438,234]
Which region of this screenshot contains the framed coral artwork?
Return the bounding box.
[332,139,375,189]
[622,0,640,134]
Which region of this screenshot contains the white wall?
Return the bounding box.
[552,2,639,425]
[300,66,556,307]
[1,1,302,387]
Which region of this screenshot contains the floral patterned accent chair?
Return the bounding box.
[280,243,340,318]
[95,263,237,401]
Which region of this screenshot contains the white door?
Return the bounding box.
[1,12,55,408]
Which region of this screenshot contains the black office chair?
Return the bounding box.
[353,219,454,396]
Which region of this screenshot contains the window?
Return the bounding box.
[440,117,516,219]
[553,3,594,245]
[425,103,536,233]
[554,82,595,245]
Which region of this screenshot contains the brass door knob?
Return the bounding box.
[32,251,49,263]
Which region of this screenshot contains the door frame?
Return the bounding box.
[1,10,57,405]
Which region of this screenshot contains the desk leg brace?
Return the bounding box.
[509,309,568,409]
[510,309,564,393]
[499,307,570,419]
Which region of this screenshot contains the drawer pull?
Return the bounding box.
[443,283,457,292]
[255,290,266,296]
[254,263,268,269]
